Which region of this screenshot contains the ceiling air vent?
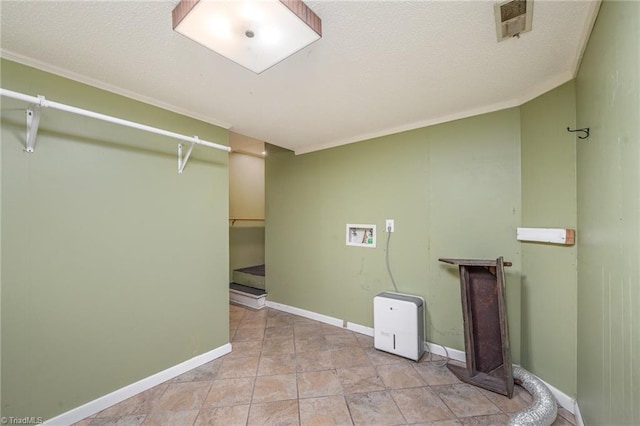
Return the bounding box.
[494,0,533,42]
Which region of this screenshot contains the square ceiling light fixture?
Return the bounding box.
[172,0,322,74]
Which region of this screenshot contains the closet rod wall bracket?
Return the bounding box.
[178,139,196,174]
[25,97,47,153]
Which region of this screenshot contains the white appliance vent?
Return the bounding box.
[495,0,533,42]
[374,292,425,361]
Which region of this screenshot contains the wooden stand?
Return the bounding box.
[439,257,514,398]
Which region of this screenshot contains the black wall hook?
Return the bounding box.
[567,127,590,139]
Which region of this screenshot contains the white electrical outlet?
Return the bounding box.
[386,219,394,232]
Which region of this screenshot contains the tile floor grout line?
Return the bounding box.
[248,370,259,420]
[190,375,215,426]
[343,393,356,426]
[388,388,410,425]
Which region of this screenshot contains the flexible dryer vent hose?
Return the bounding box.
[508,366,558,426]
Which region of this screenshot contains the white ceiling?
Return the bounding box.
[0,0,600,155]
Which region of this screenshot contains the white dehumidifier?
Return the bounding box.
[374,292,425,361]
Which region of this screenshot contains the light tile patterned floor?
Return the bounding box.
[75,304,577,425]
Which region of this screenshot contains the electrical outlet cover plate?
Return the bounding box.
[386,219,394,232]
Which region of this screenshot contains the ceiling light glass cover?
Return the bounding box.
[172,0,322,74]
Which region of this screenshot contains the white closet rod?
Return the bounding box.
[0,88,231,153]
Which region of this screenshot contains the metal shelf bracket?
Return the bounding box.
[25,96,47,153]
[178,137,197,174]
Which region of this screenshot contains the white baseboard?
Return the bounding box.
[43,343,232,425]
[346,322,374,336]
[574,399,585,426]
[424,341,466,363]
[537,375,576,414]
[266,301,343,328]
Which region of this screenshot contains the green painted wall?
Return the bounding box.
[229,223,265,280]
[266,109,523,364]
[0,57,3,420]
[0,60,230,420]
[520,81,578,396]
[229,152,265,280]
[267,88,591,396]
[575,1,640,424]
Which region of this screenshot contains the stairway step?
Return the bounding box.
[230,282,267,296]
[229,282,267,310]
[232,264,265,289]
[235,264,265,276]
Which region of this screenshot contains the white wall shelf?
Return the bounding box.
[516,227,576,245]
